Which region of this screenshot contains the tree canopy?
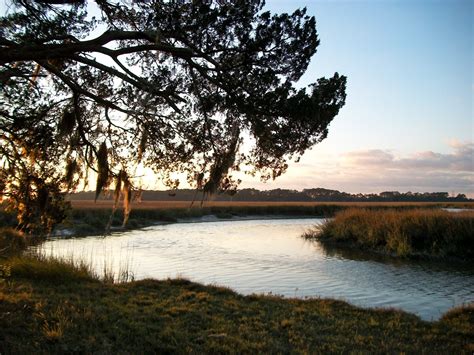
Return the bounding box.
[0,0,346,234]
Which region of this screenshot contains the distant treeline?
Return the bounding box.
[69,188,471,202]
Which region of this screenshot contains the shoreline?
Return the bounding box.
[52,201,473,238]
[53,212,327,238]
[1,254,472,352]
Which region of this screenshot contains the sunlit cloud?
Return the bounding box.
[240,141,474,197]
[342,142,473,172]
[343,149,394,166]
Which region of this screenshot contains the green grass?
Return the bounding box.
[0,255,472,353]
[304,208,474,260]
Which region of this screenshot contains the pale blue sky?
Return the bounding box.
[1,0,472,194]
[249,0,473,195]
[266,0,472,154]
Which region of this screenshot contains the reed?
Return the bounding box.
[304,208,474,260]
[7,251,134,284]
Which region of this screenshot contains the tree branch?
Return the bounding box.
[37,59,151,117]
[0,30,193,64]
[71,54,171,99]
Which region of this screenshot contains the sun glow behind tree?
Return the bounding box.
[0,0,346,233]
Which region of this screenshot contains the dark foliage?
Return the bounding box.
[0,0,346,233]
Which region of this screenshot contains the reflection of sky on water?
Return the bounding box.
[35,218,474,321]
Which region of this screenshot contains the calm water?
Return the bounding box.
[35,218,474,320]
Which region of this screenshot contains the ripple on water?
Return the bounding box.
[36,218,474,320]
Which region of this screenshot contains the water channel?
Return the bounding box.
[34,217,474,321]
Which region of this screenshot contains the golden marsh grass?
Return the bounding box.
[305,208,474,260]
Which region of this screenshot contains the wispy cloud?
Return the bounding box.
[241,141,474,196]
[343,150,393,166]
[342,142,473,172]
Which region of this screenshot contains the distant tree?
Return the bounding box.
[0,0,346,234]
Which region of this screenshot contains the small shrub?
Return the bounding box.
[0,227,28,256]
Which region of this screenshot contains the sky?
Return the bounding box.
[242,0,473,196]
[1,0,472,196]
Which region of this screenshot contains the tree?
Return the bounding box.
[0,0,346,234]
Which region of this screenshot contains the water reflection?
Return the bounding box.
[318,242,474,271]
[35,218,474,321]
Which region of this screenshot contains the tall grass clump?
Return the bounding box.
[304,209,474,260]
[7,254,97,283]
[5,252,134,284]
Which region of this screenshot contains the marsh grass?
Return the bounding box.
[60,201,472,236]
[70,200,474,209]
[56,204,343,236]
[30,243,136,284]
[3,200,472,237]
[0,254,472,352]
[8,250,134,284]
[8,254,97,283]
[304,208,474,260]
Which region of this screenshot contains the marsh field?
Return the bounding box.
[69,199,474,209]
[62,200,474,236]
[1,201,474,352]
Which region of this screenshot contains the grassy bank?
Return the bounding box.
[0,255,472,353]
[304,209,474,260]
